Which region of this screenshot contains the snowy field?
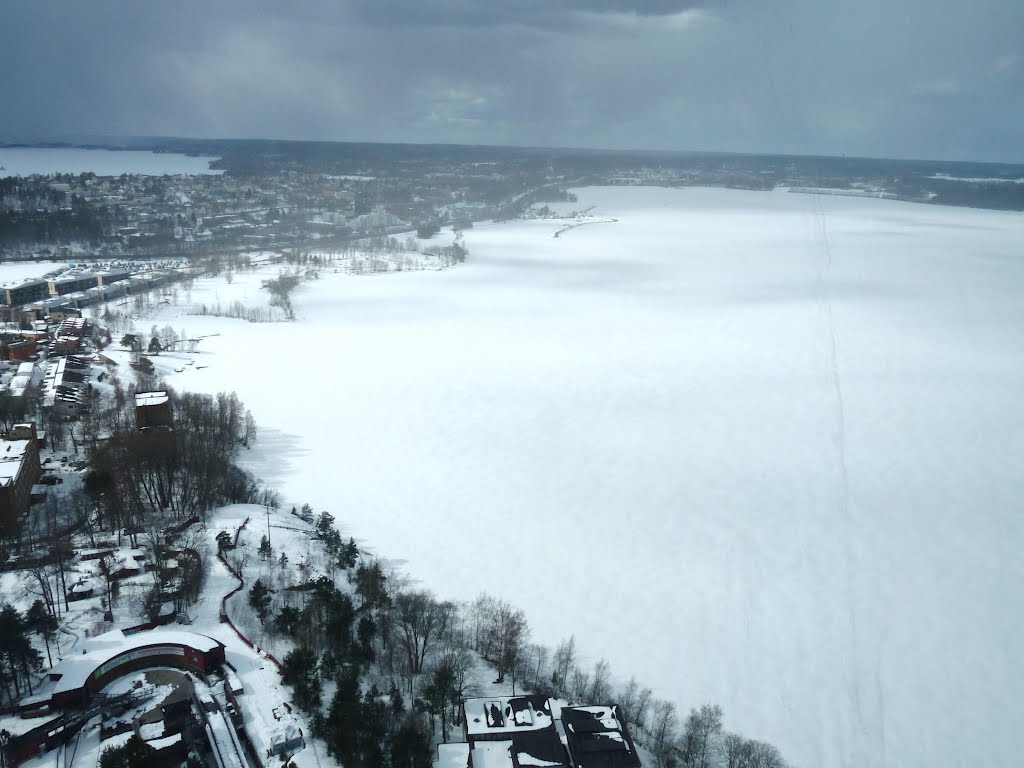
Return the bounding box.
[24,186,1022,768]
[0,147,221,176]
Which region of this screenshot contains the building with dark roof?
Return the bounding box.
[135,390,173,430]
[448,698,642,768]
[560,706,641,768]
[47,273,99,297]
[96,269,131,286]
[2,279,50,307]
[462,696,571,768]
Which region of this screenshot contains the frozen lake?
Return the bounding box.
[0,146,221,176]
[0,261,62,285]
[65,187,1024,768]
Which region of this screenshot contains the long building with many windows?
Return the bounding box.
[0,423,41,533]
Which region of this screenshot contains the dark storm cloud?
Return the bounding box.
[1,0,1021,161]
[344,0,717,29]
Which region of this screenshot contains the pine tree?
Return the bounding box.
[275,606,302,636]
[248,579,271,623]
[99,734,159,768]
[325,667,361,764]
[391,714,433,768]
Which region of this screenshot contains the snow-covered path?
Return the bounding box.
[188,507,321,768]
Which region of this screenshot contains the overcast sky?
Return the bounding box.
[3,0,1022,162]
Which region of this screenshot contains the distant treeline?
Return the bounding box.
[895,177,1024,210]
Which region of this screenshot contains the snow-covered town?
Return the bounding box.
[0,123,1020,768]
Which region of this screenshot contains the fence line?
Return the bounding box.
[216,516,284,672]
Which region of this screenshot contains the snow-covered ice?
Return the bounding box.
[0,261,64,285]
[43,186,1024,768]
[0,147,222,176]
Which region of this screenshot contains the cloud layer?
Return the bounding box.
[2,0,1021,161]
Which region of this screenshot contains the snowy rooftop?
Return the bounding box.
[139,721,164,740]
[0,277,48,290]
[465,695,554,736]
[148,733,183,751]
[48,629,223,694]
[0,440,32,485]
[472,741,514,768]
[135,391,169,407]
[69,579,95,593]
[0,711,60,738]
[437,742,470,768]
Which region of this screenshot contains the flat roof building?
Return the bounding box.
[462,696,571,768]
[452,698,642,768]
[0,424,41,533]
[560,706,641,768]
[96,269,131,286]
[47,273,98,297]
[2,279,50,307]
[136,390,173,430]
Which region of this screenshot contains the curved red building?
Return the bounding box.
[46,629,226,708]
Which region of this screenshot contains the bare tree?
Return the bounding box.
[44,409,67,452]
[393,590,441,676]
[467,593,499,657]
[142,513,174,577]
[552,635,577,696]
[243,411,257,447]
[739,739,786,768]
[67,488,97,547]
[634,686,654,736]
[25,564,59,620]
[722,733,747,768]
[175,523,208,610]
[650,700,679,768]
[434,599,460,649]
[589,658,612,703]
[425,646,478,742]
[529,644,550,693]
[495,603,529,692]
[127,580,165,625]
[466,593,529,692]
[681,704,723,768]
[571,667,590,702]
[619,677,640,729]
